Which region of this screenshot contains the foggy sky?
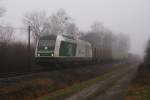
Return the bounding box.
[1,0,150,57]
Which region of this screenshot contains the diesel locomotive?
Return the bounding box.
[35,34,93,64]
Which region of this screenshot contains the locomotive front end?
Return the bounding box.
[35,35,57,64]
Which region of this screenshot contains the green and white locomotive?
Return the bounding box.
[35,34,93,64]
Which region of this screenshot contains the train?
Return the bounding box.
[35,33,128,65]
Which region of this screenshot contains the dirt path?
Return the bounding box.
[64,63,139,100]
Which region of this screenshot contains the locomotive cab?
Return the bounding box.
[35,35,57,58]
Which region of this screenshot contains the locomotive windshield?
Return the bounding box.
[38,40,55,50]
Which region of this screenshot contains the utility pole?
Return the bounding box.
[28,25,31,71]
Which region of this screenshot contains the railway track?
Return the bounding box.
[0,62,123,82]
[0,61,125,78]
[0,63,67,78]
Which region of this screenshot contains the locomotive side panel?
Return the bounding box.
[59,41,77,57]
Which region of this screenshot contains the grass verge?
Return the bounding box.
[39,64,127,100]
[40,73,111,100]
[125,84,150,100]
[125,63,150,100]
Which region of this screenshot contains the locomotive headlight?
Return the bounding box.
[44,46,48,50]
[37,54,40,56]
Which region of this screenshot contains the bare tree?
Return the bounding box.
[0,0,6,17]
[144,40,150,63]
[23,9,74,43]
[91,21,104,33]
[23,11,48,43]
[64,23,78,35]
[0,0,10,43]
[0,7,5,17]
[0,25,14,43]
[49,8,72,35]
[111,34,130,59]
[103,30,113,49]
[118,33,130,52]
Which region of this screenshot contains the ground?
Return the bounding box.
[0,62,139,100]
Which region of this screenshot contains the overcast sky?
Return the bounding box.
[0,0,150,57]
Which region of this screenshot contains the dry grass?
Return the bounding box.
[39,71,112,100]
[125,84,150,100]
[125,64,150,100]
[39,63,129,100]
[0,78,55,100]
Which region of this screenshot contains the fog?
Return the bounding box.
[1,0,150,57]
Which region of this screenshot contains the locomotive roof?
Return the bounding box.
[39,34,91,46]
[59,34,91,46]
[40,35,57,40]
